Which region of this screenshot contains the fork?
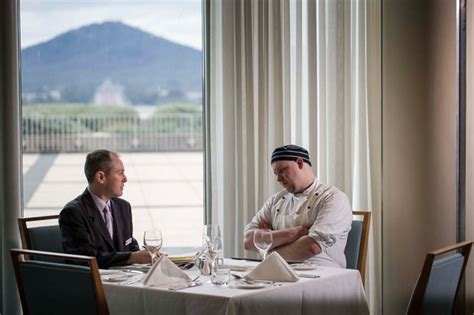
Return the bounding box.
[119,277,143,286]
[231,273,273,284]
[169,281,202,291]
[168,275,201,291]
[231,272,244,280]
[179,252,201,270]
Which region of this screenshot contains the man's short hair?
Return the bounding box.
[84,149,119,183]
[271,144,312,166]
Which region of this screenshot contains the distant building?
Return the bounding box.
[49,90,61,101]
[22,89,62,104]
[185,90,202,102]
[93,79,128,106]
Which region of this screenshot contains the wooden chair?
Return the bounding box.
[344,211,371,286]
[18,215,63,255]
[10,248,109,315]
[406,241,472,315]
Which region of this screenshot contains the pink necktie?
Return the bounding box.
[103,206,113,239]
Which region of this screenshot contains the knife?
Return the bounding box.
[168,281,201,291]
[231,257,304,264]
[231,273,274,284]
[298,273,320,279]
[119,277,143,286]
[112,269,144,274]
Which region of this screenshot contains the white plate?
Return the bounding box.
[99,269,120,275]
[291,263,318,271]
[234,282,268,289]
[101,275,130,283]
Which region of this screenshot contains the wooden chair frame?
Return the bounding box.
[18,214,61,250]
[352,211,371,286]
[10,248,109,315]
[406,241,472,315]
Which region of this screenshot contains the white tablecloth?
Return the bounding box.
[103,260,369,315]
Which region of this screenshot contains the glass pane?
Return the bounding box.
[20,0,203,255]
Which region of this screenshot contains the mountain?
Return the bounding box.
[21,21,202,104]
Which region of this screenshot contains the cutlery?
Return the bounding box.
[178,252,201,269]
[179,261,196,270]
[231,273,273,284]
[231,257,303,264]
[230,257,261,262]
[245,279,274,284]
[167,275,201,291]
[168,281,202,291]
[119,277,143,286]
[112,269,144,274]
[298,273,320,279]
[230,272,244,279]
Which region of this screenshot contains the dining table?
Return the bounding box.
[102,258,369,315]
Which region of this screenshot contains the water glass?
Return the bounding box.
[143,229,163,264]
[211,268,230,286]
[254,229,273,260]
[202,224,222,253]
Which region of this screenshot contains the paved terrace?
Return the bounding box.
[23,152,203,255]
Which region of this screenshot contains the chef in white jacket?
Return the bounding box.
[244,144,352,268]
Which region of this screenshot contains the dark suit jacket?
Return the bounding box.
[59,189,140,269]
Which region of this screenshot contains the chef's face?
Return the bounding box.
[272,159,304,193]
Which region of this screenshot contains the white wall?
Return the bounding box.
[383,0,458,313]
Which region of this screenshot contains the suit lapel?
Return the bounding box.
[82,189,115,249]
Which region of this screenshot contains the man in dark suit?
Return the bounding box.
[59,149,151,269]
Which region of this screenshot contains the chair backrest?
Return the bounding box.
[406,241,472,315]
[344,211,371,286]
[10,248,109,315]
[18,215,64,257]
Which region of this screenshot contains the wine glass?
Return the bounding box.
[143,229,163,265]
[253,229,273,260]
[202,224,222,254]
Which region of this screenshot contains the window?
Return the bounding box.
[20,0,203,255]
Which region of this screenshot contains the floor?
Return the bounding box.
[23,152,204,254]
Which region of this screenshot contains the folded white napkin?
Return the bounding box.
[142,255,192,287]
[246,252,299,282]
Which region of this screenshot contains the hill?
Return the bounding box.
[21,21,202,105]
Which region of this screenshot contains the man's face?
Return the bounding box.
[272,160,302,193]
[103,155,127,198]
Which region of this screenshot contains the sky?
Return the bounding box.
[20,0,202,50]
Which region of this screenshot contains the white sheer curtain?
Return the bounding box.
[209,0,381,312]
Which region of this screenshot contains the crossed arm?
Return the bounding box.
[243,220,321,261]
